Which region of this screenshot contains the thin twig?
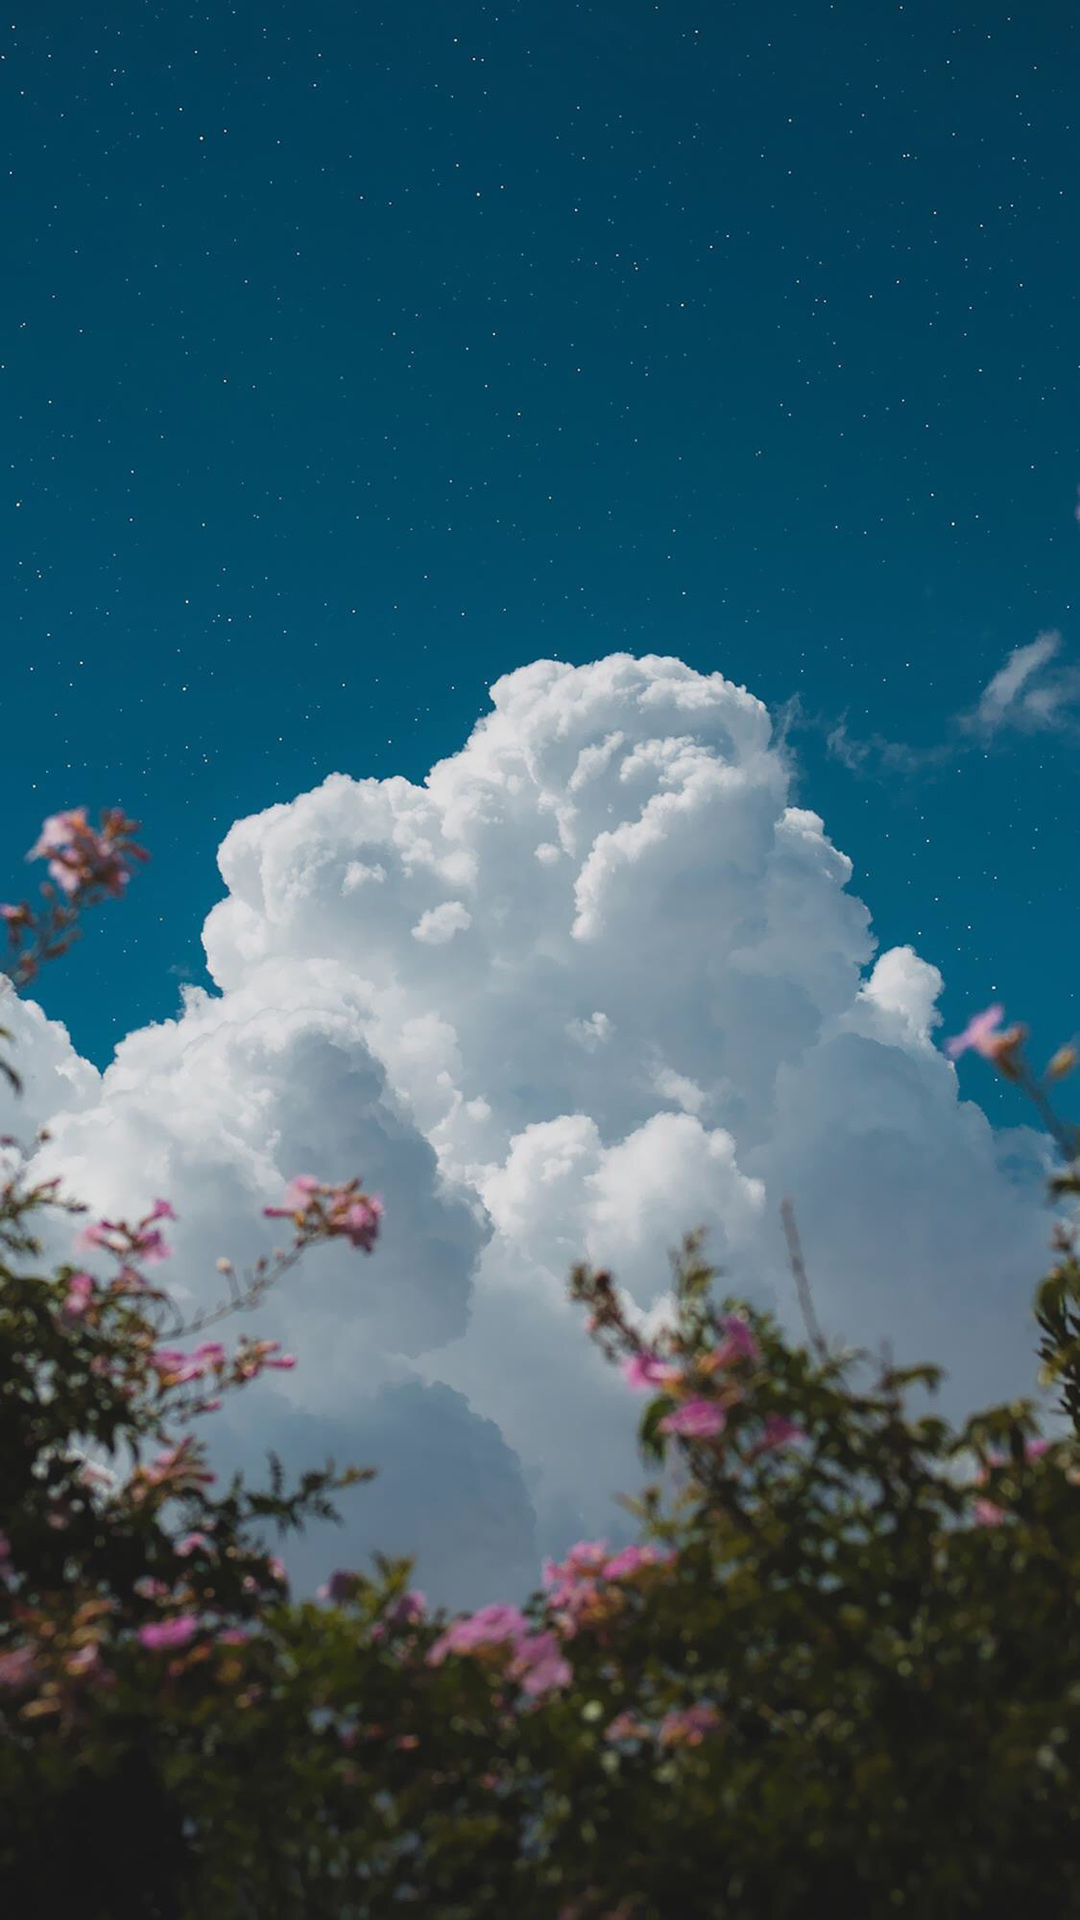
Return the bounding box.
[780,1198,829,1364]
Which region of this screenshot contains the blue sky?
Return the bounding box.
[2,0,1077,1124]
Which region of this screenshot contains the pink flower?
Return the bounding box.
[138,1616,199,1651]
[27,807,145,900]
[659,1398,726,1439]
[175,1532,212,1558]
[387,1589,426,1625]
[605,1711,646,1743]
[218,1628,249,1646]
[149,1198,177,1221]
[0,1531,13,1583]
[945,1005,1006,1061]
[0,1644,38,1693]
[603,1543,674,1580]
[134,1577,173,1600]
[621,1352,684,1391]
[130,1226,170,1263]
[64,1644,111,1683]
[712,1314,761,1369]
[264,1174,322,1218]
[328,1194,383,1252]
[427,1602,529,1666]
[750,1414,807,1458]
[971,1438,1051,1526]
[60,1270,95,1323]
[74,1220,112,1254]
[510,1631,573,1697]
[658,1703,722,1746]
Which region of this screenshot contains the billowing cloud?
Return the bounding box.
[0,654,1056,1604]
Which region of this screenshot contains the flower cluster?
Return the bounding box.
[426,1602,573,1699]
[1,806,148,990]
[541,1539,675,1639]
[264,1174,383,1252]
[620,1313,806,1451]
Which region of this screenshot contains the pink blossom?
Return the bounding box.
[60,1270,95,1322]
[510,1630,573,1697]
[0,1531,13,1583]
[79,1459,115,1489]
[218,1628,249,1646]
[945,1005,1005,1061]
[605,1711,646,1743]
[176,1532,211,1558]
[427,1603,529,1666]
[150,1344,225,1386]
[0,1644,38,1693]
[130,1225,170,1263]
[659,1398,726,1439]
[713,1314,761,1369]
[27,807,144,900]
[543,1540,610,1583]
[64,1644,111,1683]
[134,1577,173,1600]
[74,1220,113,1254]
[140,1438,214,1492]
[327,1193,383,1251]
[148,1197,176,1220]
[264,1174,322,1218]
[138,1616,199,1651]
[603,1543,674,1580]
[750,1414,807,1458]
[267,1556,288,1584]
[658,1703,722,1746]
[621,1352,683,1391]
[387,1589,426,1625]
[973,1498,1006,1528]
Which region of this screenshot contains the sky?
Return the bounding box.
[1,1,1078,1604]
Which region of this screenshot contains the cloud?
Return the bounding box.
[0,654,1057,1604]
[960,630,1080,738]
[827,628,1080,775]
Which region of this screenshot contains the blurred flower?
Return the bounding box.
[749,1414,807,1458]
[427,1603,529,1665]
[657,1703,722,1746]
[510,1630,573,1697]
[603,1544,674,1580]
[659,1398,726,1439]
[0,1645,38,1694]
[945,1005,1028,1078]
[621,1351,684,1391]
[138,1616,199,1651]
[59,1270,95,1324]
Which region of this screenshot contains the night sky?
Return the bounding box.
[2,0,1077,1116]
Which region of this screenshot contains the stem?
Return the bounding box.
[780,1199,829,1364]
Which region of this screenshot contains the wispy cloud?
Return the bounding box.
[820,628,1080,778]
[960,630,1080,739]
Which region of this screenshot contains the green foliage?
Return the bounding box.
[3,818,1080,1915]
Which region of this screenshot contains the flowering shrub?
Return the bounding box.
[2,815,1080,1917]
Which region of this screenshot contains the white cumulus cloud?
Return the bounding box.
[0,653,1056,1604]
